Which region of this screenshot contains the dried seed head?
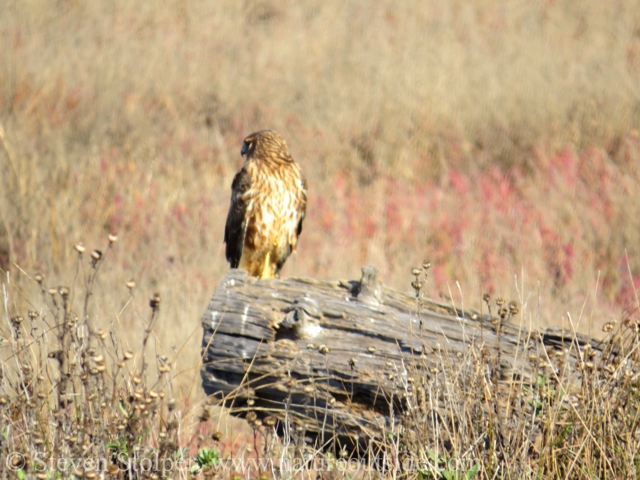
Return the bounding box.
[34,273,44,284]
[199,409,211,422]
[306,343,315,350]
[126,279,136,290]
[11,316,23,325]
[28,310,39,318]
[496,298,505,307]
[124,351,133,360]
[482,293,490,303]
[318,344,329,354]
[150,293,161,310]
[74,242,86,254]
[412,268,421,277]
[96,329,107,339]
[349,357,356,368]
[58,286,70,298]
[48,288,57,296]
[508,301,519,315]
[303,385,314,394]
[245,411,257,423]
[263,416,276,427]
[92,355,104,364]
[422,261,431,270]
[167,399,176,411]
[367,346,376,353]
[603,322,614,333]
[108,233,118,244]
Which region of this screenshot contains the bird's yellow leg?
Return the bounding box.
[261,252,271,278]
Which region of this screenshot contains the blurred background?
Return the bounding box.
[1,0,640,393]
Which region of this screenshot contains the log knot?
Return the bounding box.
[279,297,322,339]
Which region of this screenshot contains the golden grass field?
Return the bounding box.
[1,0,640,477]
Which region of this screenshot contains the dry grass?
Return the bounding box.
[1,0,640,477]
[1,255,638,479]
[0,249,254,479]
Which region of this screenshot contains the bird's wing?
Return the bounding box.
[296,176,308,238]
[224,167,252,268]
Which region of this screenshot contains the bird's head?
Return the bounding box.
[241,130,293,164]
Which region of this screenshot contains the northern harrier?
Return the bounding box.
[224,130,307,278]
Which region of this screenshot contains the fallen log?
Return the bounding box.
[200,266,603,451]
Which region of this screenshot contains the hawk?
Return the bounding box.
[224,130,307,278]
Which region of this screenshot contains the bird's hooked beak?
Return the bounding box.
[241,141,250,156]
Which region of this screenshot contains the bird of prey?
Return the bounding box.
[224,130,307,278]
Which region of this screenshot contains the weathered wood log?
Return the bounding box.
[200,267,601,451]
